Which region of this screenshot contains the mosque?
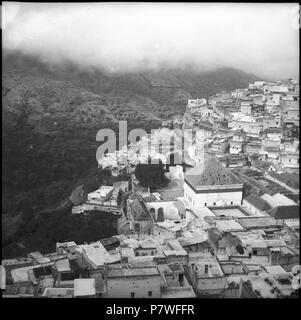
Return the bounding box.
[183,158,243,207]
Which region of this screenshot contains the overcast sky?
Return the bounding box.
[2,2,299,79]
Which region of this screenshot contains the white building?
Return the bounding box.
[183,158,243,207]
[74,279,96,297]
[187,98,207,109]
[105,266,161,298]
[188,253,227,297]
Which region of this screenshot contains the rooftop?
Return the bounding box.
[260,194,280,208]
[215,219,245,232]
[80,242,121,268]
[244,194,271,211]
[107,266,160,278]
[210,206,248,218]
[237,216,281,230]
[74,279,96,297]
[243,273,296,298]
[185,158,241,189]
[191,259,224,279]
[263,265,287,274]
[161,287,196,298]
[267,205,299,220]
[43,287,74,298]
[272,193,297,206]
[55,259,71,272]
[220,262,246,275]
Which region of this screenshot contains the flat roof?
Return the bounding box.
[163,250,187,257]
[55,259,71,272]
[43,287,74,297]
[193,260,224,278]
[11,265,40,283]
[220,262,246,275]
[107,266,160,278]
[80,242,121,268]
[264,265,287,274]
[190,206,216,219]
[161,287,196,298]
[216,219,245,232]
[244,273,295,298]
[211,207,247,218]
[237,216,281,230]
[74,279,96,297]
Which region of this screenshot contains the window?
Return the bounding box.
[253,250,258,255]
[213,202,216,206]
[231,201,233,205]
[148,291,152,297]
[131,292,135,298]
[204,203,207,206]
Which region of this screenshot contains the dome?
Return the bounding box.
[165,205,180,220]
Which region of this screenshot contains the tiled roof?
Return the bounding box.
[185,158,241,189]
[267,205,299,220]
[245,194,271,211]
[283,194,299,204]
[130,198,152,220]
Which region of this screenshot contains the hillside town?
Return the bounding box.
[1,79,299,298]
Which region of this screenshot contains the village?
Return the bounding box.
[1,79,299,298]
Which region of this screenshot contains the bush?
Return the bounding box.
[135,162,169,190]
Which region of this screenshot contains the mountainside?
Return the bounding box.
[3,51,259,121]
[2,51,260,258]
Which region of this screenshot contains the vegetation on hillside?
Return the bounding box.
[267,171,299,189]
[135,162,169,191]
[2,50,259,258]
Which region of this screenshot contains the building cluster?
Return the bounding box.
[1,79,299,298]
[178,79,299,171]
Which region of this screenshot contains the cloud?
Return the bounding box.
[2,2,299,78]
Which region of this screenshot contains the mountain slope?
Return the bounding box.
[3,51,260,120]
[2,51,260,258]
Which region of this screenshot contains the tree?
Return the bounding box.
[134,163,169,191]
[117,188,124,206]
